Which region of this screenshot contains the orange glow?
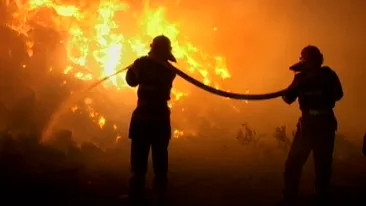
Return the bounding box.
[5,0,233,138]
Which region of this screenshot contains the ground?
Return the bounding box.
[0,133,365,206]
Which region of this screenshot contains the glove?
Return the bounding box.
[289,61,305,72]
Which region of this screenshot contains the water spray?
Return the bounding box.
[41,59,288,142]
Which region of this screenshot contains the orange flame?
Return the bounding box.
[6,0,232,138]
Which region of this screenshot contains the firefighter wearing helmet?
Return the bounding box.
[280,45,343,205]
[124,35,176,204]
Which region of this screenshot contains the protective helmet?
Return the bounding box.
[300,45,323,66]
[150,35,176,62]
[151,35,172,49]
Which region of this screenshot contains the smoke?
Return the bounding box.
[1,0,365,149]
[0,3,365,204]
[168,0,366,139]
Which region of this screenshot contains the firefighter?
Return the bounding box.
[124,35,176,204]
[281,45,343,204]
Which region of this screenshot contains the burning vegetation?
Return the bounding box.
[2,0,237,144]
[0,1,365,205]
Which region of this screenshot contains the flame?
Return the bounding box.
[5,0,232,138]
[173,129,184,139]
[115,135,122,142]
[98,116,106,128]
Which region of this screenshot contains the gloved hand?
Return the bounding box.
[289,61,305,72]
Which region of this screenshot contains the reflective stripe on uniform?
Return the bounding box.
[306,109,332,116]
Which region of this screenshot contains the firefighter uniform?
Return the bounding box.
[125,35,176,202]
[282,45,343,203]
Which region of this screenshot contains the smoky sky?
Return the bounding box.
[162,0,366,137]
[1,0,365,140]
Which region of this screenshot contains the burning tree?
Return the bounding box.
[0,0,241,145]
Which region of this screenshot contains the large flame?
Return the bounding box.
[5,0,232,139]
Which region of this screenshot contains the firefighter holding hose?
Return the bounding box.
[123,35,176,204]
[280,45,343,205]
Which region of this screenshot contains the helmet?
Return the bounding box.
[149,35,176,62]
[300,45,323,66]
[151,35,172,49]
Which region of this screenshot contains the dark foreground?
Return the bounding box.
[0,132,365,206]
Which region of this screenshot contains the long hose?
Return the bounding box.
[85,61,287,100]
[41,59,288,141]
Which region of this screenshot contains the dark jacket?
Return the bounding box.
[283,66,343,111]
[126,56,176,104]
[126,56,176,139]
[126,56,176,122]
[283,66,343,132]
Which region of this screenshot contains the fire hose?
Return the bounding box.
[85,60,287,100]
[42,59,288,141]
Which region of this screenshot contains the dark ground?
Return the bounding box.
[0,131,365,206]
